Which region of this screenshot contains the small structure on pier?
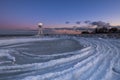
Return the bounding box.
[37,22,43,36]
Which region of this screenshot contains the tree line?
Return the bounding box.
[93,27,120,34]
[65,21,120,34]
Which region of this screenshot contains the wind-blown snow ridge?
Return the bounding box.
[0,37,58,47]
[0,37,120,80]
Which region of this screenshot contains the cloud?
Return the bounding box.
[90,21,110,28]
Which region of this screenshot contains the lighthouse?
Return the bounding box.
[37,22,43,36]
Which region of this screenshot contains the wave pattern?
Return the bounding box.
[0,37,120,80]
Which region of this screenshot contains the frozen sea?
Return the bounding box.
[0,36,120,80]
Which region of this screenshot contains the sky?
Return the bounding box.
[0,0,120,30]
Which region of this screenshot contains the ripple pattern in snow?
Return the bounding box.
[0,37,120,80]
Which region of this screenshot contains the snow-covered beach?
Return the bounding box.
[0,36,120,80]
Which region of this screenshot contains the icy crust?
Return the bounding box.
[0,46,92,74]
[0,37,58,65]
[0,37,83,65]
[0,37,120,80]
[0,37,58,46]
[21,38,120,80]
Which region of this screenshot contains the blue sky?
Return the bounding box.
[0,0,120,29]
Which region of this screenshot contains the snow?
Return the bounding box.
[0,37,120,80]
[0,37,58,46]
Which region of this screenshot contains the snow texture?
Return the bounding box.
[0,37,120,80]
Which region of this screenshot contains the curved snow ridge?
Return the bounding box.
[0,37,58,47]
[0,37,120,80]
[0,47,94,80]
[13,46,91,59]
[0,49,15,63]
[10,47,97,80]
[20,38,120,80]
[0,46,93,73]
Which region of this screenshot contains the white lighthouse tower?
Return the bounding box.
[37,22,43,36]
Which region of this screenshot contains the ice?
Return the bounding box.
[0,37,58,46]
[0,37,120,80]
